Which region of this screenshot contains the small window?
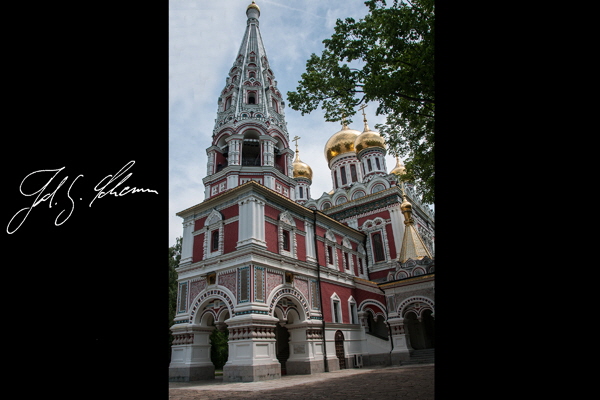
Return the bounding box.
[372,232,385,262]
[248,92,256,104]
[340,166,347,185]
[327,246,333,264]
[285,272,294,284]
[272,98,279,113]
[299,186,304,198]
[358,258,364,275]
[344,253,349,269]
[350,164,358,182]
[375,157,381,170]
[350,303,357,324]
[333,300,341,323]
[207,273,216,285]
[334,170,339,189]
[211,230,219,251]
[367,158,372,172]
[249,71,256,79]
[282,230,290,251]
[224,96,232,111]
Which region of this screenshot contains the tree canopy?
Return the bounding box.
[287,0,434,203]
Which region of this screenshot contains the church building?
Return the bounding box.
[169,1,435,382]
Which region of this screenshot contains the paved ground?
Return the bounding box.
[169,363,434,400]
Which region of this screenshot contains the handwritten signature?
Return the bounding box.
[7,160,158,234]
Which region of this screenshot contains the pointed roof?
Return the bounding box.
[397,185,433,263]
[212,1,289,141]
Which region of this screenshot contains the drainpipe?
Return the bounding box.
[313,210,329,372]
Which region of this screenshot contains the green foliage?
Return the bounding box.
[287,0,434,203]
[210,328,229,370]
[168,237,182,350]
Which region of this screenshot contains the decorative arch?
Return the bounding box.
[267,286,311,321]
[367,177,390,193]
[397,296,434,318]
[358,299,387,320]
[189,288,235,325]
[395,270,409,280]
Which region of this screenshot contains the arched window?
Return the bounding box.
[372,232,385,262]
[249,71,256,79]
[247,91,257,104]
[224,96,232,111]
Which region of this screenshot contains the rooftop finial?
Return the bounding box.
[340,113,349,130]
[292,135,301,161]
[358,103,370,131]
[247,1,260,18]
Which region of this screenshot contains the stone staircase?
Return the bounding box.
[402,348,434,365]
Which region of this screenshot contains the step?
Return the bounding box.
[402,349,434,365]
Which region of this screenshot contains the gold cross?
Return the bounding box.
[292,135,301,151]
[358,103,368,122]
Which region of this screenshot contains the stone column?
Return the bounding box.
[168,324,216,381]
[226,136,243,166]
[180,220,194,265]
[237,195,266,248]
[260,135,276,167]
[285,321,326,375]
[222,314,281,382]
[387,317,412,364]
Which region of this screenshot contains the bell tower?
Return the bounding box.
[203,1,296,200]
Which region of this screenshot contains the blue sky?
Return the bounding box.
[169,0,401,246]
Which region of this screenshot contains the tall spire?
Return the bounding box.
[213,1,288,137]
[397,183,433,263]
[203,1,296,201]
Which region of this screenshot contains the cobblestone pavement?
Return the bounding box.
[169,364,434,400]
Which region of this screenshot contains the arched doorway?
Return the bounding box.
[209,309,230,374]
[421,309,435,348]
[404,310,434,350]
[275,323,290,375]
[334,330,346,369]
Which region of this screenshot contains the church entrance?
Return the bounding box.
[334,330,346,369]
[275,323,290,375]
[405,311,434,350]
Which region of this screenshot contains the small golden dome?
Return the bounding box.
[400,195,412,213]
[324,124,361,163]
[293,156,313,181]
[247,1,260,13]
[390,157,406,178]
[354,130,386,154]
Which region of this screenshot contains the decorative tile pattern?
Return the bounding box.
[218,271,237,298]
[177,282,188,314]
[238,266,250,303]
[266,271,283,297]
[189,279,207,307]
[295,278,309,302]
[254,266,265,302]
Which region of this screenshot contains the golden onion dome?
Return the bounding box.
[293,156,313,181]
[324,123,361,163]
[390,157,407,178]
[354,129,386,154]
[247,1,260,13]
[354,111,386,154]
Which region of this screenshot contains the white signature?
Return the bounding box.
[7,160,158,234]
